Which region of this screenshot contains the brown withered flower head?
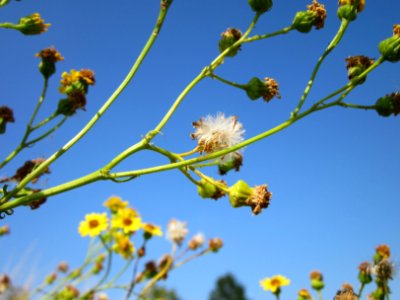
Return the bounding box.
[345,55,374,81]
[373,259,395,281]
[307,0,327,29]
[58,261,69,273]
[208,237,224,252]
[245,184,272,215]
[27,189,47,210]
[334,287,359,300]
[393,24,400,37]
[0,106,15,123]
[35,47,64,63]
[358,261,372,274]
[0,158,50,184]
[376,244,391,259]
[263,77,281,102]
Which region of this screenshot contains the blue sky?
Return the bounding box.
[0,0,399,299]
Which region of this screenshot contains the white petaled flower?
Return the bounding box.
[191,113,245,159]
[167,219,188,245]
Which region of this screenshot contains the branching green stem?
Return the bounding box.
[243,25,294,43]
[293,19,350,116]
[211,73,247,89]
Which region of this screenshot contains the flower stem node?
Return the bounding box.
[245,77,281,102]
[375,92,400,117]
[197,178,226,200]
[337,0,365,21]
[218,28,242,57]
[36,47,64,79]
[345,55,374,84]
[16,13,50,35]
[378,25,400,62]
[292,1,327,33]
[248,0,273,14]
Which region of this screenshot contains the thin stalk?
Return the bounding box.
[357,283,365,299]
[192,168,229,193]
[243,25,294,43]
[173,248,210,269]
[32,111,59,130]
[26,116,68,146]
[211,73,247,89]
[0,1,171,203]
[193,161,219,168]
[338,102,376,110]
[317,290,323,300]
[0,79,48,169]
[125,240,147,300]
[176,147,199,157]
[293,19,350,116]
[90,236,113,293]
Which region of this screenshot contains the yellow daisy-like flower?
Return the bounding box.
[78,213,108,237]
[59,69,95,94]
[112,232,135,259]
[111,208,142,234]
[103,196,128,213]
[260,275,290,293]
[142,223,163,237]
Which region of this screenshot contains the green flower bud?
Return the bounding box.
[358,262,373,285]
[218,28,242,57]
[244,77,280,102]
[17,13,50,35]
[248,0,273,14]
[337,0,365,21]
[379,36,400,63]
[292,1,327,33]
[375,92,400,117]
[197,178,226,200]
[228,180,252,208]
[345,55,374,84]
[218,153,243,175]
[311,279,325,291]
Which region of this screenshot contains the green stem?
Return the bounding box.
[89,236,113,293]
[32,111,59,130]
[26,116,68,146]
[243,25,294,43]
[0,22,17,30]
[0,1,171,203]
[211,73,247,89]
[125,240,147,300]
[0,79,48,170]
[357,283,365,299]
[193,161,219,168]
[293,19,350,116]
[173,248,210,269]
[338,102,376,110]
[317,290,323,300]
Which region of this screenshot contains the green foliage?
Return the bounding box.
[209,273,249,300]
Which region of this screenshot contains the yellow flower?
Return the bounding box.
[260,275,290,293]
[78,213,108,237]
[111,208,142,234]
[103,196,128,213]
[18,13,50,35]
[142,223,163,237]
[112,232,135,259]
[59,69,95,94]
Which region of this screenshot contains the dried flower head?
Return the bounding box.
[0,158,50,184]
[376,244,391,259]
[188,233,205,250]
[0,106,15,123]
[345,55,374,82]
[260,275,291,294]
[334,287,358,300]
[58,261,69,273]
[167,219,188,245]
[310,270,325,291]
[36,47,64,63]
[338,0,365,12]
[219,28,243,57]
[191,113,244,159]
[17,13,50,35]
[208,237,223,252]
[373,259,395,281]
[27,190,47,210]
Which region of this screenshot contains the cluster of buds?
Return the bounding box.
[375,92,400,117]
[292,0,327,33]
[57,69,95,116]
[15,13,50,35]
[379,24,400,63]
[228,180,272,215]
[0,106,15,134]
[244,77,281,102]
[337,0,365,21]
[248,0,273,14]
[91,254,106,274]
[345,55,374,84]
[218,28,243,57]
[36,47,64,79]
[310,270,325,291]
[0,157,50,184]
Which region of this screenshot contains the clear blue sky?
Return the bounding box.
[1,0,399,299]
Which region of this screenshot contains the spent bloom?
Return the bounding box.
[35,47,64,79]
[260,275,291,294]
[0,106,15,134]
[310,270,325,291]
[112,232,135,259]
[188,233,205,250]
[78,213,108,237]
[191,113,244,158]
[111,207,142,234]
[167,219,188,245]
[17,13,50,35]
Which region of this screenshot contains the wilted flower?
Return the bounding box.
[197,178,227,200]
[58,261,69,273]
[334,287,358,300]
[358,261,372,284]
[0,157,50,183]
[375,92,400,117]
[167,219,188,245]
[16,13,50,35]
[111,207,142,234]
[218,152,243,175]
[260,275,290,295]
[191,113,244,159]
[208,237,223,252]
[188,233,205,250]
[36,47,64,79]
[244,77,281,102]
[0,106,15,134]
[219,28,242,57]
[345,55,374,84]
[337,0,365,21]
[379,24,400,62]
[375,244,391,260]
[78,213,108,237]
[310,270,325,291]
[372,259,395,281]
[292,0,327,33]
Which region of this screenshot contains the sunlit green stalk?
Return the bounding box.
[26,116,68,146]
[211,73,247,89]
[243,25,294,43]
[0,0,172,203]
[293,19,350,116]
